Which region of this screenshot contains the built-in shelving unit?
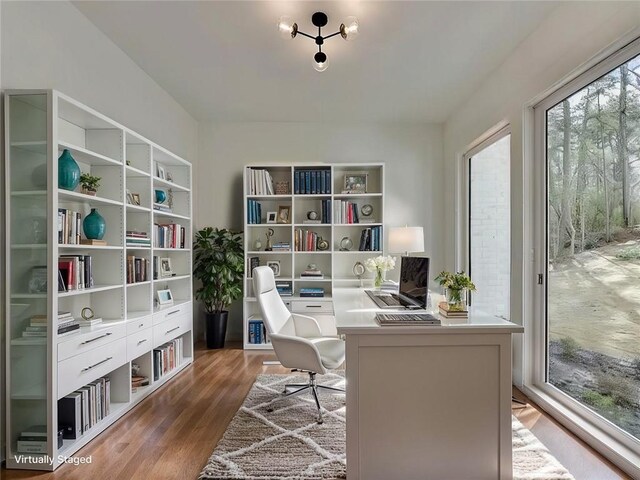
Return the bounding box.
[242,163,385,349]
[4,90,193,471]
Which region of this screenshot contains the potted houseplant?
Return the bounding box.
[80,173,101,196]
[193,227,244,348]
[435,271,476,312]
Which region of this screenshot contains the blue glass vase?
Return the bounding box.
[58,149,81,191]
[155,189,167,204]
[83,208,106,240]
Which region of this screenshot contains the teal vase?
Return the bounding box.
[83,209,106,240]
[155,189,167,204]
[58,149,81,191]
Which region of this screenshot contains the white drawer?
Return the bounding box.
[291,299,334,314]
[152,302,191,325]
[58,338,126,399]
[58,322,127,362]
[127,316,152,335]
[153,314,191,348]
[127,328,153,361]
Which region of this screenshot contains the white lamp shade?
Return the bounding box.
[388,226,424,254]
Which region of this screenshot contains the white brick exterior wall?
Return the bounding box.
[470,135,510,319]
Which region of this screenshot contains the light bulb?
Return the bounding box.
[340,16,359,41]
[277,15,297,39]
[314,52,329,72]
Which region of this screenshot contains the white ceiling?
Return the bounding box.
[74,1,558,123]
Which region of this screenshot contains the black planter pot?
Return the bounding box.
[206,311,228,349]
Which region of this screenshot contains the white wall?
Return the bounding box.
[443,1,640,385]
[196,121,444,340]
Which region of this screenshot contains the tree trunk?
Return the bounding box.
[559,100,575,255]
[619,64,630,227]
[577,89,590,251]
[597,90,611,242]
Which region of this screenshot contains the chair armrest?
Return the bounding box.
[291,313,322,338]
[270,334,326,373]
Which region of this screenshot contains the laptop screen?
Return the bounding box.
[399,256,430,308]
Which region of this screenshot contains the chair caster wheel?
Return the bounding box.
[266,407,274,413]
[317,418,324,424]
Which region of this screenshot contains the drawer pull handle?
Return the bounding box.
[81,357,112,372]
[138,323,145,328]
[137,339,147,346]
[80,332,112,345]
[166,310,180,316]
[166,326,180,335]
[306,305,322,308]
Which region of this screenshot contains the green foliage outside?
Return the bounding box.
[559,336,580,360]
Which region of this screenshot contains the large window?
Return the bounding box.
[537,42,640,447]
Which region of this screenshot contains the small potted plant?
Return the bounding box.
[193,227,244,349]
[435,271,476,312]
[80,173,101,196]
[365,255,396,288]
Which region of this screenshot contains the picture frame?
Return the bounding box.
[131,193,141,206]
[156,288,174,306]
[156,163,166,180]
[126,189,134,205]
[277,205,291,224]
[266,260,281,277]
[160,257,173,278]
[343,172,368,194]
[266,211,277,223]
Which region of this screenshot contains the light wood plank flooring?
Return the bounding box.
[2,344,631,480]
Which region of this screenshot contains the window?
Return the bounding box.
[533,39,640,452]
[465,129,511,319]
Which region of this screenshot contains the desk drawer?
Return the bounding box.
[152,302,191,325]
[58,322,127,362]
[127,328,153,361]
[291,299,334,314]
[153,314,191,348]
[127,316,152,335]
[58,338,126,399]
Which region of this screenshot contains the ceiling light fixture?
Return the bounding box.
[278,11,359,72]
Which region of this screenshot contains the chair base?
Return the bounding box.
[281,371,345,424]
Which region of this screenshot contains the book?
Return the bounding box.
[58,392,83,439]
[299,288,325,297]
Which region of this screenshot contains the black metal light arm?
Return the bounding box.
[296,30,316,41]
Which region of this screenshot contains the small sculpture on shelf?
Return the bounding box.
[264,228,274,251]
[254,237,263,251]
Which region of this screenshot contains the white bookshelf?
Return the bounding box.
[243,163,385,349]
[4,90,193,470]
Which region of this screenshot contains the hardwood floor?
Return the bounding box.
[2,344,631,480]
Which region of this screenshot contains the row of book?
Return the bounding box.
[334,200,362,224]
[294,229,326,252]
[357,226,383,252]
[126,230,151,248]
[248,319,269,344]
[247,168,276,196]
[153,337,184,381]
[294,169,331,195]
[59,255,94,291]
[57,208,82,244]
[57,376,111,441]
[154,222,187,249]
[276,281,293,296]
[127,255,149,284]
[246,199,263,224]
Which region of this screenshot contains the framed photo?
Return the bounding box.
[131,193,141,206]
[277,205,291,224]
[160,257,173,278]
[126,189,134,205]
[156,288,174,306]
[343,172,368,194]
[266,211,277,223]
[266,260,281,277]
[156,163,166,180]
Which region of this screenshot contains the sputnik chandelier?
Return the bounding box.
[278,12,359,72]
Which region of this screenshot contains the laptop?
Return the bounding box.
[366,256,430,310]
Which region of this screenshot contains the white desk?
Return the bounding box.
[334,287,524,480]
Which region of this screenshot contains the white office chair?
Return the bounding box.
[253,266,345,423]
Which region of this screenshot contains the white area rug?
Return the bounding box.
[200,373,574,479]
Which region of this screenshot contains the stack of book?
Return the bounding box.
[333,200,360,224]
[299,287,325,298]
[77,315,102,328]
[154,222,186,249]
[248,257,260,277]
[248,319,269,344]
[300,266,324,279]
[58,311,80,336]
[58,255,93,291]
[57,376,111,440]
[153,337,183,381]
[57,209,82,244]
[126,230,151,248]
[246,199,262,224]
[358,226,383,251]
[16,425,50,453]
[271,241,291,252]
[127,255,149,284]
[21,314,47,338]
[247,168,275,195]
[438,302,469,319]
[294,229,324,251]
[153,202,172,213]
[294,169,331,194]
[276,281,293,297]
[131,375,150,393]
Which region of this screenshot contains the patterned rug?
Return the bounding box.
[200,373,574,480]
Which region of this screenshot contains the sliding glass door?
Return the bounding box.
[539,43,640,445]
